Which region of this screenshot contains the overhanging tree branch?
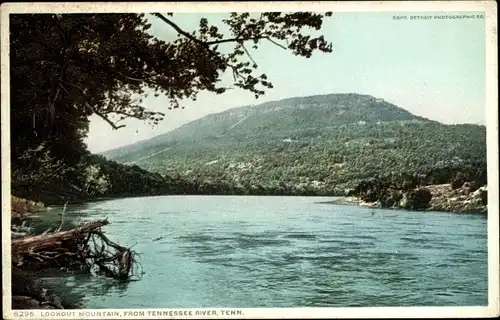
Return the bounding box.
[103,110,142,119]
[266,38,287,49]
[153,13,286,48]
[206,36,264,45]
[152,13,260,46]
[59,81,126,130]
[152,13,288,89]
[66,57,166,89]
[152,13,206,45]
[241,44,256,65]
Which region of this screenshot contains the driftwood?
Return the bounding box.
[12,231,29,239]
[10,196,143,310]
[12,219,108,253]
[12,219,141,280]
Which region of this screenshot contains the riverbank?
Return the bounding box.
[11,267,74,309]
[326,183,487,213]
[9,195,138,309]
[10,198,65,309]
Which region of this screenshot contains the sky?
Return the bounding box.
[84,11,486,153]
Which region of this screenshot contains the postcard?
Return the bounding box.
[1,1,498,319]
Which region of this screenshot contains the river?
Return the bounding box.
[31,195,488,308]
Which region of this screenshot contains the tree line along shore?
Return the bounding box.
[8,160,487,309]
[8,12,487,310]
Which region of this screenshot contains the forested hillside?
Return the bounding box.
[10,12,335,204]
[102,93,487,195]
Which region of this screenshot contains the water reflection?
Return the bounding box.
[42,272,132,308]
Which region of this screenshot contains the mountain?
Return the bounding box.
[101,93,487,195]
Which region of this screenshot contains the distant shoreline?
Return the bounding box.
[316,197,360,206]
[15,186,487,215]
[29,193,345,207]
[52,193,488,215]
[318,190,487,214]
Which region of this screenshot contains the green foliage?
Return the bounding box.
[10,14,486,201]
[12,143,71,188]
[348,161,486,211]
[103,94,487,196]
[10,12,332,155]
[10,13,333,202]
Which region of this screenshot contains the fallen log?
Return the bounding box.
[12,219,109,253]
[12,219,140,280]
[12,231,28,239]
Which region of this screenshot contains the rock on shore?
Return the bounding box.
[10,197,70,309]
[427,184,487,213]
[11,267,67,309]
[342,182,487,213]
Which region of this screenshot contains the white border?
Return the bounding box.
[1,1,498,319]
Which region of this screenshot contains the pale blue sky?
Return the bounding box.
[85,11,486,153]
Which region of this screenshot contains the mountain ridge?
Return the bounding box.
[99,92,486,195]
[101,93,433,159]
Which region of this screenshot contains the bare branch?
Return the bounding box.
[59,82,126,130]
[153,13,273,90]
[266,38,287,50]
[206,36,264,46]
[66,57,166,89]
[104,110,141,118]
[114,70,167,88]
[55,201,68,233]
[229,66,246,81]
[241,44,256,66]
[153,13,207,46]
[153,13,289,91]
[93,109,126,130]
[153,13,265,48]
